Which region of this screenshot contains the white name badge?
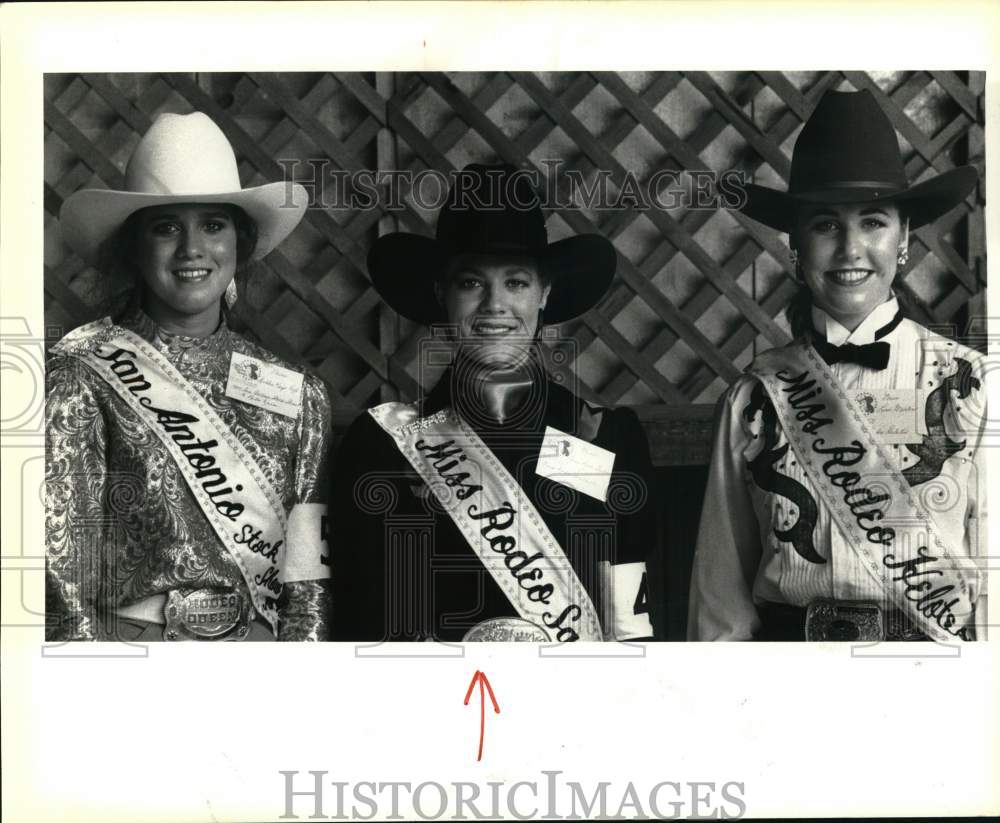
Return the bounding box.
[535,425,616,503]
[225,352,304,419]
[851,388,925,443]
[597,560,654,640]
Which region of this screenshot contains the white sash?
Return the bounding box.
[369,402,604,642]
[54,321,289,634]
[751,341,979,642]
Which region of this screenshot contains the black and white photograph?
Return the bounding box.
[41,70,988,645]
[3,2,998,821]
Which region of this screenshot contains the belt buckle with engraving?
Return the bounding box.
[163,588,252,642]
[804,600,884,642]
[462,617,552,642]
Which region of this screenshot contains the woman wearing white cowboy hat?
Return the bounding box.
[688,89,987,643]
[330,164,662,643]
[46,111,333,642]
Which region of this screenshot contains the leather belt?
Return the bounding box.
[756,600,930,642]
[115,587,258,641]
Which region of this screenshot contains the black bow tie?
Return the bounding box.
[812,337,891,370]
[811,307,902,371]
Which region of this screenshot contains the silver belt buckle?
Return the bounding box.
[163,588,253,641]
[804,600,884,642]
[463,617,552,642]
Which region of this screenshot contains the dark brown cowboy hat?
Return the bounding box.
[367,163,616,325]
[741,89,978,233]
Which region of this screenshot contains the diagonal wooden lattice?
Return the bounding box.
[44,71,985,462]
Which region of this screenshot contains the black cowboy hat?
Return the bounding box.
[741,89,978,233]
[367,163,617,325]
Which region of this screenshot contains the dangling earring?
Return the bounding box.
[224,278,238,309]
[896,246,909,268]
[789,248,803,282]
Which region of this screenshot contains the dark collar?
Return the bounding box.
[871,308,904,341]
[423,357,580,434]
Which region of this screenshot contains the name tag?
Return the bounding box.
[225,352,303,419]
[598,560,654,640]
[284,503,330,583]
[853,388,925,443]
[535,426,616,502]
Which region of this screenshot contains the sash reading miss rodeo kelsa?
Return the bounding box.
[369,402,604,642]
[751,341,980,642]
[53,320,291,635]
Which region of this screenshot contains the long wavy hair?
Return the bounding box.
[91,203,258,323]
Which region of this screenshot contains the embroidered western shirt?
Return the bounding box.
[687,299,988,640]
[45,308,333,641]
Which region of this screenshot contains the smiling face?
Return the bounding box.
[133,203,239,335]
[435,253,551,368]
[793,202,908,331]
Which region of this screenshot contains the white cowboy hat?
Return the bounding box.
[59,111,309,264]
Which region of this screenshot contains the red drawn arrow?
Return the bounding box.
[463,670,500,762]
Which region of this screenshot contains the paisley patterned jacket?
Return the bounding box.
[45,308,332,641]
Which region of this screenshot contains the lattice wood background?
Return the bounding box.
[44,71,986,465]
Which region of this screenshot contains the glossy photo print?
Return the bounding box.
[4,4,999,821]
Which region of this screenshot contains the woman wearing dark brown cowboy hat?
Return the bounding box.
[688,89,986,643]
[330,164,660,643]
[47,112,332,642]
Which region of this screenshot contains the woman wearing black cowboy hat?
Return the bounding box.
[330,164,659,642]
[688,89,987,643]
